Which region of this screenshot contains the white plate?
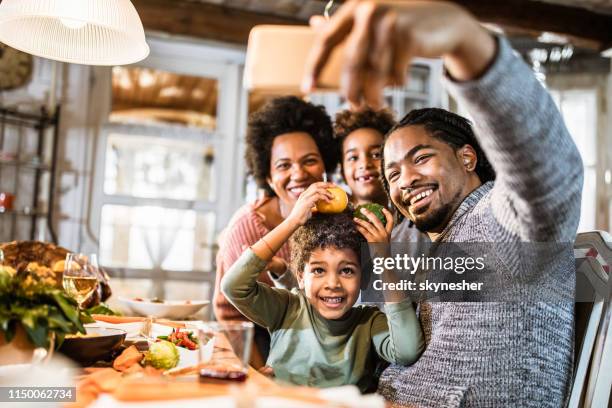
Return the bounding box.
[0,363,31,378]
[0,360,77,389]
[118,298,209,320]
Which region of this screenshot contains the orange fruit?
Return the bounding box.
[316,187,348,213]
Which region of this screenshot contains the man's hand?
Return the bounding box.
[302,0,496,109]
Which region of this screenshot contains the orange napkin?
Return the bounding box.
[65,368,122,408]
[112,345,144,372]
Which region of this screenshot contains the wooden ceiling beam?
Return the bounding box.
[134,0,612,51]
[133,0,306,46]
[321,0,612,50]
[449,0,612,50]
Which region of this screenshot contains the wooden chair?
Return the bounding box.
[568,231,611,408]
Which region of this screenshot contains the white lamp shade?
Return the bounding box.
[0,0,149,65]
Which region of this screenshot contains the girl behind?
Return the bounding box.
[334,108,395,207]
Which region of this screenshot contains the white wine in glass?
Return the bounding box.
[62,253,98,309]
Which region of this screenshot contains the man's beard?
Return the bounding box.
[405,188,463,233]
[410,201,455,232]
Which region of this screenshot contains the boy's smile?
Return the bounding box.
[299,247,361,320]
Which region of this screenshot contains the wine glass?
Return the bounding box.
[62,253,98,310]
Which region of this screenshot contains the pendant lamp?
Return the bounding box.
[0,0,149,66]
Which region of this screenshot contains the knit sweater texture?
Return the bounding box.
[377,37,583,407]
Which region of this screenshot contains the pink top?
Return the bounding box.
[213,197,291,321]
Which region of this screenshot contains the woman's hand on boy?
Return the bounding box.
[286,182,335,227]
[354,207,394,243]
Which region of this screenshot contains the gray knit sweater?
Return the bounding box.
[377,37,583,407]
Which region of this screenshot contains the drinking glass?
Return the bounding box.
[62,253,99,309]
[197,321,254,382]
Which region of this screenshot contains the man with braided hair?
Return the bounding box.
[303,1,582,407]
[381,107,496,233]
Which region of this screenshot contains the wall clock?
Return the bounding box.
[0,43,33,91]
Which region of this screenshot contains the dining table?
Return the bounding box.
[67,315,385,408]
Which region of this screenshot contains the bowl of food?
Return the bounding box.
[59,326,126,365]
[118,298,210,320]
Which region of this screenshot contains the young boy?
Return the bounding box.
[221,182,424,392]
[333,108,395,207]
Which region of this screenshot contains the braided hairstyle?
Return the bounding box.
[381,108,495,198]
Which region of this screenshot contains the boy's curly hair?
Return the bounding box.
[333,108,396,148]
[245,96,339,196]
[290,211,366,276]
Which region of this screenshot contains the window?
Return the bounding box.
[551,89,598,232]
[90,37,246,306]
[100,205,215,271]
[310,59,445,119]
[103,134,216,202]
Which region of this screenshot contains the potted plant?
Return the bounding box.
[0,263,86,365]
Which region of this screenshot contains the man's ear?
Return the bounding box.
[459,145,478,172]
[297,272,305,289]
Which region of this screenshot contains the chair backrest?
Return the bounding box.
[568,231,611,408]
[588,310,610,408]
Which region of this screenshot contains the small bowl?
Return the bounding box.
[118,298,209,320]
[59,326,126,365]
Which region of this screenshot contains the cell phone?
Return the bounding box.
[244,25,344,94]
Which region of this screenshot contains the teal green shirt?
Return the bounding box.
[221,249,424,392]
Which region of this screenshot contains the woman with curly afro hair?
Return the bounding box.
[213,96,339,367]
